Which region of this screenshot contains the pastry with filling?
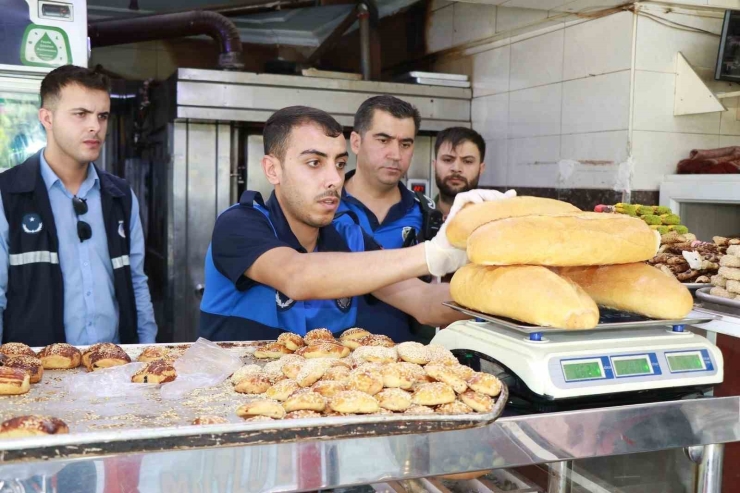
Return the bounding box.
[338,328,371,349]
[38,343,82,369]
[254,342,292,359]
[283,389,326,412]
[234,373,272,394]
[81,343,120,368]
[380,363,415,390]
[304,328,335,345]
[87,347,131,371]
[0,367,30,395]
[265,379,300,401]
[300,342,350,359]
[396,342,431,365]
[459,389,494,413]
[466,372,502,397]
[0,415,68,438]
[321,366,351,383]
[376,388,412,411]
[0,343,36,358]
[131,360,177,384]
[277,332,305,351]
[356,334,395,348]
[230,364,262,385]
[3,355,44,383]
[236,399,286,419]
[347,368,383,395]
[425,364,467,394]
[329,390,379,414]
[137,346,173,364]
[411,382,456,406]
[296,359,332,388]
[352,346,397,365]
[311,380,347,398]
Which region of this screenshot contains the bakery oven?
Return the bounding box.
[101,68,473,342]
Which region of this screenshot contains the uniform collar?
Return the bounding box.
[39,148,99,195]
[342,169,416,227]
[265,191,351,253]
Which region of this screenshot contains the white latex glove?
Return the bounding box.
[424,189,517,277]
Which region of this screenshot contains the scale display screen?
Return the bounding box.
[612,356,652,377]
[667,352,705,372]
[562,360,603,381]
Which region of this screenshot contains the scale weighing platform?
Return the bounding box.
[432,303,722,408]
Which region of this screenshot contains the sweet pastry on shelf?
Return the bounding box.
[424,364,467,394]
[411,382,456,406]
[0,367,30,395]
[81,343,120,368]
[277,332,305,351]
[296,359,332,388]
[304,328,335,345]
[347,368,383,395]
[131,360,177,384]
[137,346,174,364]
[0,415,68,438]
[37,343,82,369]
[299,342,350,359]
[466,372,502,397]
[355,334,395,348]
[329,390,379,414]
[265,379,300,401]
[459,390,494,413]
[352,346,397,365]
[3,355,44,383]
[380,363,415,390]
[282,389,326,412]
[396,342,430,365]
[254,342,292,359]
[236,399,286,419]
[87,346,131,371]
[310,380,347,398]
[234,373,272,394]
[375,388,412,411]
[338,328,371,349]
[230,364,262,385]
[0,343,36,358]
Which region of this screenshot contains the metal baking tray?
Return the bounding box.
[684,282,710,291]
[443,302,716,335]
[0,342,508,463]
[696,287,740,315]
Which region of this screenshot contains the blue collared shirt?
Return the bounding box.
[0,150,157,344]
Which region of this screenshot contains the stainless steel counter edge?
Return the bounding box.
[0,396,737,491]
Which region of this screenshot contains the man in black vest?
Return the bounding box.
[0,65,157,346]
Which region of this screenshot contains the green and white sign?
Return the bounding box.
[20,25,72,68]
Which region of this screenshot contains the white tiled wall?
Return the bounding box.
[630,6,740,190]
[433,2,740,191]
[444,10,634,189]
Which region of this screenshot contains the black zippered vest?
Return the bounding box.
[0,152,139,346]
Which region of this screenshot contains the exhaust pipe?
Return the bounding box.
[88,11,244,70]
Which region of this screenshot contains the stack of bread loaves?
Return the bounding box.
[446,197,694,329]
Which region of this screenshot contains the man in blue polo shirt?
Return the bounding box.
[199,106,512,341]
[337,96,441,342]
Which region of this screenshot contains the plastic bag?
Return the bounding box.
[64,362,154,399]
[160,338,243,400]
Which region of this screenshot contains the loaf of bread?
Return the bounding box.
[446,196,581,248]
[450,264,600,329]
[468,212,660,266]
[555,263,694,319]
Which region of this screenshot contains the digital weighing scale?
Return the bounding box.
[432,303,723,412]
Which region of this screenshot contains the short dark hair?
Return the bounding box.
[40,65,110,109]
[264,106,344,161]
[353,95,421,136]
[434,127,486,162]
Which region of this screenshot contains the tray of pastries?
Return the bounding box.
[0,330,507,463]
